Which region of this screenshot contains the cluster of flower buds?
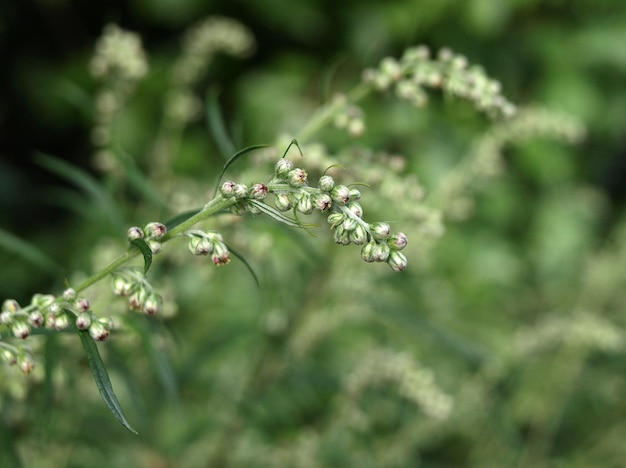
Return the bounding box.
[111,269,163,315]
[331,94,366,137]
[186,230,231,265]
[127,221,167,254]
[362,45,516,118]
[0,291,116,373]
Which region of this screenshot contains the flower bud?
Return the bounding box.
[28,310,44,327]
[370,222,391,241]
[145,222,167,239]
[318,175,335,192]
[361,241,377,263]
[148,239,162,255]
[230,203,247,216]
[112,275,133,296]
[18,355,35,375]
[333,225,351,245]
[2,299,20,313]
[49,303,61,315]
[331,185,351,204]
[314,193,333,212]
[372,242,390,262]
[342,216,358,231]
[54,314,70,330]
[347,201,363,218]
[127,226,144,241]
[63,288,77,301]
[387,251,408,272]
[350,224,368,245]
[275,158,294,177]
[348,188,362,201]
[250,183,269,200]
[129,288,148,311]
[188,236,213,256]
[220,180,237,197]
[388,232,408,250]
[75,298,90,313]
[327,212,345,228]
[89,322,110,341]
[234,183,249,199]
[212,242,231,266]
[274,193,292,211]
[0,311,12,324]
[287,168,307,187]
[296,193,313,214]
[76,314,92,330]
[12,322,30,339]
[31,294,55,309]
[143,293,162,315]
[1,349,16,365]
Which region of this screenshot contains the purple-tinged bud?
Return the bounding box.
[49,303,61,315]
[361,242,377,263]
[54,314,70,331]
[233,183,249,199]
[327,212,345,228]
[347,201,363,218]
[29,310,44,327]
[145,222,167,239]
[287,168,308,187]
[63,288,77,301]
[372,243,390,262]
[388,232,408,250]
[370,222,391,241]
[318,175,335,192]
[331,185,351,204]
[212,242,231,266]
[350,224,368,245]
[250,183,269,200]
[75,298,90,313]
[2,299,20,313]
[148,239,162,255]
[128,226,144,241]
[274,193,292,211]
[0,311,12,324]
[45,314,56,329]
[188,236,213,256]
[349,188,362,201]
[314,193,333,212]
[296,193,313,214]
[275,158,294,177]
[129,289,148,311]
[89,322,110,342]
[143,293,162,315]
[76,314,92,330]
[112,276,132,296]
[387,251,408,272]
[12,322,30,339]
[220,180,237,198]
[18,355,35,375]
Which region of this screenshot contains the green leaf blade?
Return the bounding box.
[130,238,153,274]
[78,330,139,434]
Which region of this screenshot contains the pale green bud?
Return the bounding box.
[327,212,345,228]
[372,243,390,262]
[275,158,294,177]
[387,251,408,272]
[188,236,213,256]
[12,322,30,339]
[361,241,377,263]
[318,175,335,192]
[370,222,391,241]
[127,226,144,241]
[287,168,308,187]
[331,185,351,204]
[296,193,313,214]
[275,193,292,211]
[350,224,368,245]
[388,232,408,250]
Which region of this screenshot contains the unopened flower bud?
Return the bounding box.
[143,293,162,315]
[370,222,391,241]
[275,158,294,177]
[1,349,16,365]
[29,310,44,327]
[327,212,345,228]
[314,193,333,212]
[220,181,237,197]
[387,251,408,272]
[296,193,313,214]
[63,288,77,301]
[318,175,335,192]
[350,224,368,245]
[212,242,231,266]
[234,183,249,199]
[372,242,390,262]
[75,298,90,312]
[12,322,30,339]
[76,314,92,330]
[0,311,12,324]
[347,201,363,217]
[331,185,351,204]
[145,222,167,239]
[361,241,377,263]
[250,183,269,200]
[2,299,20,313]
[148,239,162,255]
[18,355,35,375]
[129,288,148,311]
[287,168,308,187]
[349,188,362,201]
[89,322,110,341]
[112,276,132,296]
[333,225,351,245]
[31,294,54,309]
[54,314,70,330]
[342,216,358,231]
[388,232,408,250]
[128,226,144,240]
[188,236,213,256]
[49,303,61,315]
[274,193,292,211]
[230,203,247,216]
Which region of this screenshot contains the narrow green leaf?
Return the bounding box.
[212,144,270,198]
[248,200,319,229]
[206,88,236,159]
[226,244,260,288]
[0,228,62,274]
[130,238,153,274]
[78,330,138,434]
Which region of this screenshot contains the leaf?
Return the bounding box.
[130,238,153,274]
[206,88,236,159]
[78,330,139,434]
[248,200,319,229]
[212,144,270,198]
[226,244,260,288]
[0,227,63,274]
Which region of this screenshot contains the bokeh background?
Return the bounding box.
[1,1,625,467]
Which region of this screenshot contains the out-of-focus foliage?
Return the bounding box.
[1,1,625,467]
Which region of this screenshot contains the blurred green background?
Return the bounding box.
[1,1,625,467]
